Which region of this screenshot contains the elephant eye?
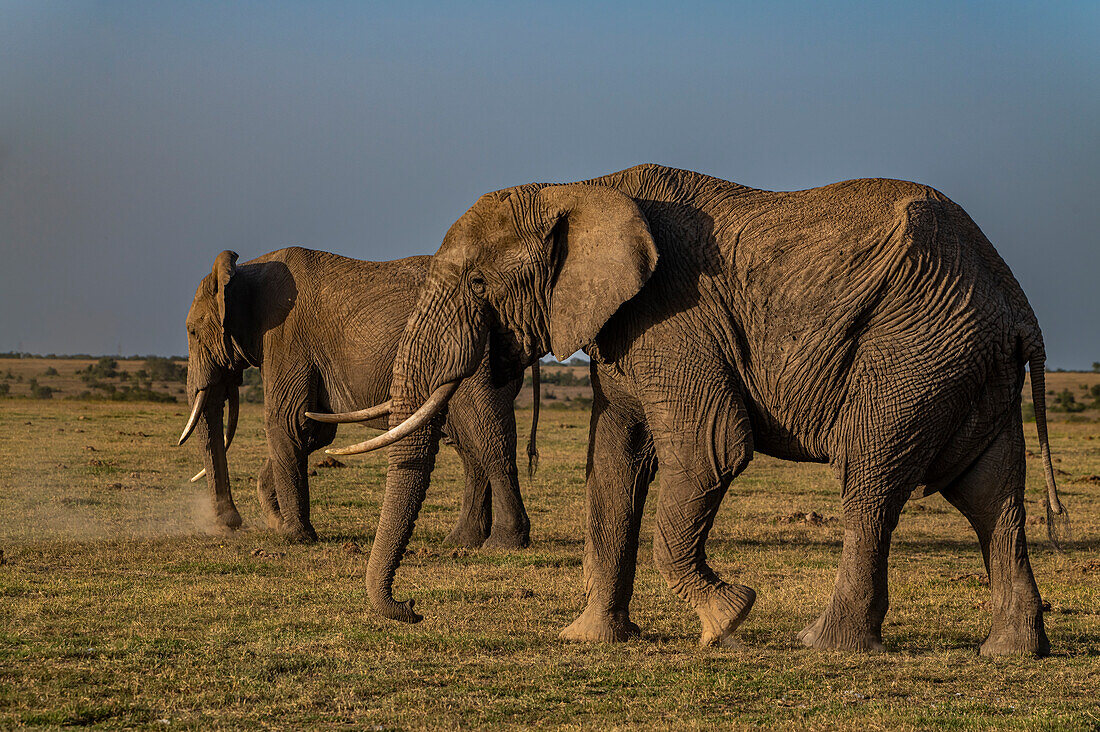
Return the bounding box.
[469,274,487,296]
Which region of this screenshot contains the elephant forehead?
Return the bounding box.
[439,205,515,262]
[185,279,213,322]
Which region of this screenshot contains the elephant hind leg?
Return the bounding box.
[798,450,918,653]
[444,449,492,548]
[266,423,317,543]
[942,415,1049,657]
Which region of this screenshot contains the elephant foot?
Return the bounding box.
[213,505,242,532]
[559,607,640,643]
[263,513,284,531]
[205,521,238,537]
[443,521,489,548]
[482,526,530,550]
[980,613,1049,657]
[280,523,318,544]
[697,583,756,648]
[797,607,885,653]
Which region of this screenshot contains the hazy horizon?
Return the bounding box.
[2,2,1097,367]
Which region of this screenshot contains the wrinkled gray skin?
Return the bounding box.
[354,164,1067,657]
[182,247,531,547]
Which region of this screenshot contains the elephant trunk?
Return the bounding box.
[194,385,242,530]
[364,283,484,623]
[363,383,444,624]
[190,386,239,483]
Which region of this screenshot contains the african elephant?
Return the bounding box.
[178,247,538,547]
[321,164,1068,656]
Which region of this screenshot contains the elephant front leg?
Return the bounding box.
[256,459,283,531]
[648,383,757,648]
[560,393,655,643]
[653,462,756,648]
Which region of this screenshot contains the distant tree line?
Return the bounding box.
[0,352,187,361]
[526,368,591,387]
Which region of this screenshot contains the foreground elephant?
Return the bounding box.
[323,164,1068,656]
[178,247,537,546]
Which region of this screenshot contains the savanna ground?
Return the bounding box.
[1,361,1098,729]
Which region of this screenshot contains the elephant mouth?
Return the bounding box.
[306,380,459,456]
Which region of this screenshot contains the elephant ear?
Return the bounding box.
[210,250,239,328]
[536,184,658,360]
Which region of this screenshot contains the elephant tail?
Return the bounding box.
[526,361,540,478]
[1028,352,1070,549]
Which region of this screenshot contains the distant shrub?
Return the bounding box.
[1051,389,1086,413]
[115,387,175,403]
[43,366,58,376]
[0,383,9,397]
[242,367,262,386]
[70,386,175,403]
[79,357,119,381]
[1021,402,1035,422]
[28,378,53,399]
[244,385,264,404]
[143,356,186,383]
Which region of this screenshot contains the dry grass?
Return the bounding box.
[1,390,1098,729]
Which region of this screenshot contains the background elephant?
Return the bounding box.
[325,164,1068,657]
[178,247,538,547]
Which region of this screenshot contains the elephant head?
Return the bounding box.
[323,183,658,622]
[178,250,256,531]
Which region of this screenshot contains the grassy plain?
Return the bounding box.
[1,372,1098,729]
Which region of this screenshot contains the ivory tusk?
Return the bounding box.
[305,401,393,424]
[326,382,459,456]
[177,389,208,446]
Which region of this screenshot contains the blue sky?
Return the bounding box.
[1,2,1097,366]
